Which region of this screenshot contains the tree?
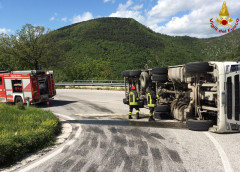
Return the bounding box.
[0,24,59,70]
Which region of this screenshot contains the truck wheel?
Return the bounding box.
[129,70,141,77]
[185,62,212,73]
[15,96,23,104]
[186,119,213,131]
[155,105,170,112]
[123,98,128,105]
[152,74,168,82]
[152,67,168,75]
[121,70,130,77]
[140,72,149,88]
[154,111,173,119]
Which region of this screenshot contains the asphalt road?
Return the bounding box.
[16,89,240,172]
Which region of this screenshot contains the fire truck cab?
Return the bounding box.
[0,70,56,104]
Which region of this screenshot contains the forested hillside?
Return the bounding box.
[47,17,240,81]
[48,18,203,81]
[1,17,240,81]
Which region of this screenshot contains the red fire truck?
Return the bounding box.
[0,70,56,104]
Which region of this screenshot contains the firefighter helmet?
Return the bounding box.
[131,86,136,90]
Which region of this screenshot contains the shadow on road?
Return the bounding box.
[36,100,78,107]
[63,119,187,129]
[50,100,78,107]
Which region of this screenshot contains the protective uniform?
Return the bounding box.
[128,86,140,119]
[146,89,156,121]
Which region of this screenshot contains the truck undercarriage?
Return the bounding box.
[122,61,240,133]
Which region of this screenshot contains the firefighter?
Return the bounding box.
[146,87,156,121]
[128,85,140,119]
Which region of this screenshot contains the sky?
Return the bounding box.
[0,0,240,38]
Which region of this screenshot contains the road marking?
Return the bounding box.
[18,113,81,172]
[205,132,233,172]
[75,124,82,138]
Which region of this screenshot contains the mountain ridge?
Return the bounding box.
[46,17,240,81]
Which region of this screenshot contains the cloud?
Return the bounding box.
[50,13,58,21]
[103,0,115,3]
[71,12,93,24]
[0,28,13,34]
[132,4,143,11]
[61,17,67,22]
[146,0,240,38]
[50,17,55,21]
[118,0,133,11]
[108,0,240,38]
[109,0,145,23]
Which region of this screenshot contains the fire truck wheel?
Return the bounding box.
[154,105,170,112]
[152,67,168,75]
[187,119,213,131]
[152,74,168,82]
[129,70,142,77]
[185,62,213,73]
[15,96,23,104]
[121,70,130,77]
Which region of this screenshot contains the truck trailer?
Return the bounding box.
[0,70,56,104]
[122,61,240,133]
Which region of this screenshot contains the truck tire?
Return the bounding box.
[15,96,23,104]
[121,70,130,77]
[152,74,168,82]
[185,62,212,73]
[187,119,213,131]
[123,98,128,105]
[129,70,141,77]
[140,72,149,88]
[154,112,173,119]
[155,105,170,112]
[152,67,168,75]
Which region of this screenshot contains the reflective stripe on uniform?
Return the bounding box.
[136,110,139,113]
[129,92,138,106]
[146,92,156,107]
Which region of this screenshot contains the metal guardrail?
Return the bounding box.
[56,80,125,87]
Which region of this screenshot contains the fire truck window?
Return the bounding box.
[39,78,49,95]
[0,77,2,85]
[12,80,23,93]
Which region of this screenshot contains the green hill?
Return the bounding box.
[45,17,240,81]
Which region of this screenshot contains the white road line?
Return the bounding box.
[205,132,233,172]
[18,113,81,172]
[75,124,82,138]
[55,113,75,121]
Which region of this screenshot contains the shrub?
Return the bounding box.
[0,104,61,167]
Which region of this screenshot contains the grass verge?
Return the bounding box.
[0,103,61,167]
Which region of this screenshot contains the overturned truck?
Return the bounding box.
[122,61,240,133]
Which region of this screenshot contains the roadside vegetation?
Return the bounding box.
[0,103,61,167]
